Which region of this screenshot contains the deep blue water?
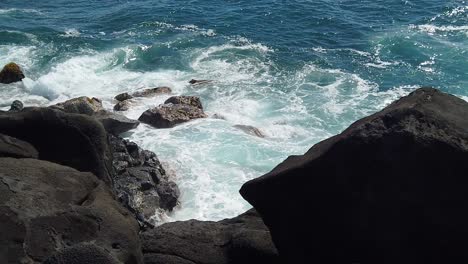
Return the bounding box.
[1,0,467,222]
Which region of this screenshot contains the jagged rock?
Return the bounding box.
[0,133,38,158]
[51,96,103,116]
[0,62,25,84]
[109,135,179,227]
[240,88,468,264]
[114,100,132,111]
[115,92,133,102]
[233,125,265,138]
[0,107,113,184]
[132,87,172,97]
[8,100,23,112]
[141,209,279,264]
[93,110,140,135]
[139,104,207,128]
[164,96,204,110]
[0,158,142,264]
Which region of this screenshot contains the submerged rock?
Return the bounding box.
[233,125,265,138]
[141,209,279,264]
[240,88,468,264]
[93,110,140,135]
[8,100,23,112]
[109,135,180,228]
[139,103,207,128]
[189,79,212,85]
[0,158,142,264]
[164,95,204,110]
[0,107,113,184]
[0,62,25,84]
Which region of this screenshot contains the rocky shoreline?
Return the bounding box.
[1,63,468,263]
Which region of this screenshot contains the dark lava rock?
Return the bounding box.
[0,62,25,84]
[233,125,265,138]
[139,104,207,128]
[240,88,468,264]
[0,158,142,264]
[51,96,103,116]
[164,96,204,110]
[0,133,38,158]
[141,209,279,264]
[109,134,180,227]
[114,100,132,111]
[115,92,133,102]
[132,86,172,97]
[93,110,140,135]
[0,107,113,184]
[8,100,23,112]
[44,244,120,264]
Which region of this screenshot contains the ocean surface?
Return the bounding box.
[1,0,467,222]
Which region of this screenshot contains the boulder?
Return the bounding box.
[233,125,265,138]
[8,100,23,112]
[141,209,279,264]
[164,96,204,110]
[0,158,142,263]
[0,62,25,84]
[93,110,140,135]
[240,88,468,264]
[132,86,172,97]
[115,92,133,102]
[114,100,132,111]
[109,135,179,227]
[0,107,113,184]
[51,96,103,116]
[0,133,38,158]
[139,104,207,128]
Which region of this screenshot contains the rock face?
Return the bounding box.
[109,135,180,228]
[0,158,142,263]
[0,107,114,184]
[240,88,468,264]
[139,96,207,128]
[141,209,279,264]
[0,62,25,84]
[0,133,38,158]
[52,96,139,135]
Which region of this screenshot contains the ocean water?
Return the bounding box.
[0,0,467,222]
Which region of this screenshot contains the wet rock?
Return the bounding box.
[189,79,212,85]
[234,125,265,138]
[0,107,113,184]
[115,92,133,102]
[8,100,23,112]
[43,244,120,264]
[240,88,468,264]
[0,158,142,264]
[132,86,172,97]
[139,104,207,128]
[114,100,132,111]
[141,209,279,264]
[109,134,179,227]
[0,62,25,84]
[51,96,103,116]
[165,95,204,110]
[93,110,140,135]
[0,133,38,158]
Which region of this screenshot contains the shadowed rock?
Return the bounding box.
[0,63,25,84]
[141,209,279,264]
[0,133,38,158]
[8,100,23,112]
[240,88,468,264]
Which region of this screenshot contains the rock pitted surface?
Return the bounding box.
[0,158,142,264]
[139,96,207,128]
[0,107,114,184]
[0,62,25,84]
[141,209,279,264]
[240,88,468,264]
[109,134,180,228]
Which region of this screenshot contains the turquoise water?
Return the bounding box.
[1,0,467,221]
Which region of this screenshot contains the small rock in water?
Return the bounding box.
[93,110,140,135]
[234,124,265,138]
[132,86,172,97]
[164,95,204,110]
[139,104,207,128]
[114,92,133,102]
[113,100,132,111]
[0,62,25,84]
[189,79,212,85]
[8,100,23,112]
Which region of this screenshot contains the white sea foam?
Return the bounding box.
[0,8,43,15]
